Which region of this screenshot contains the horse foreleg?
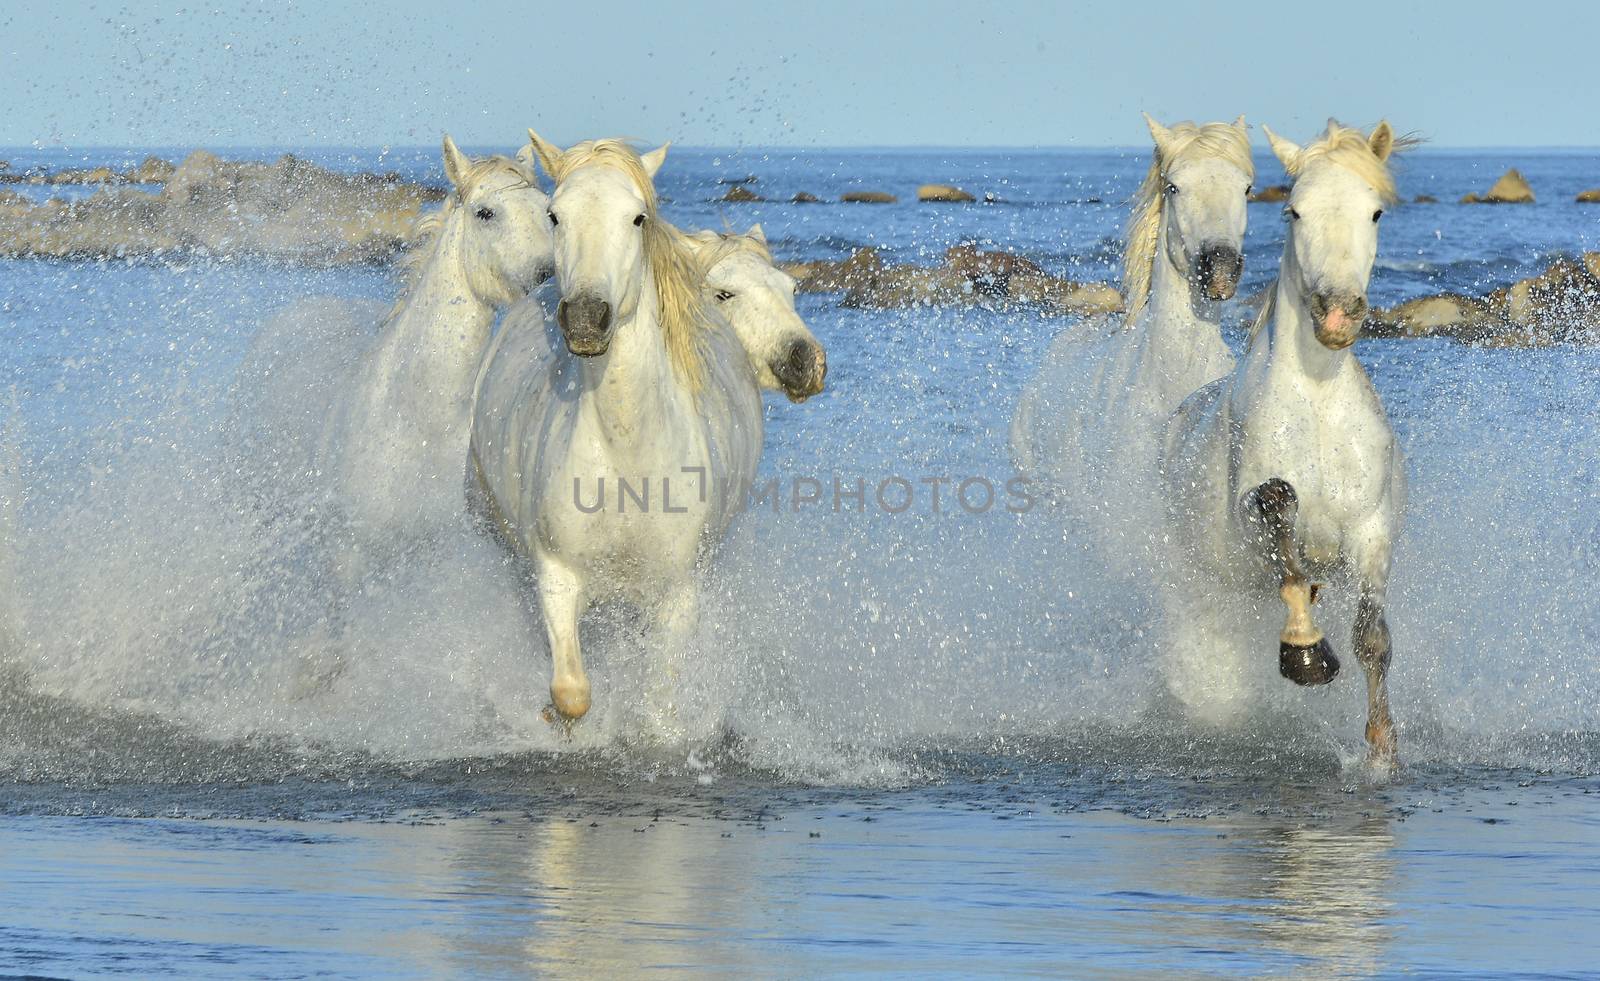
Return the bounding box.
[1354,588,1397,767]
[537,557,591,721]
[1243,478,1339,686]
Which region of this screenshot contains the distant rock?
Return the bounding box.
[791,191,821,204]
[982,191,1001,204]
[0,189,30,210]
[130,155,177,183]
[1250,185,1290,203]
[1371,294,1500,342]
[0,149,442,263]
[944,243,1044,295]
[721,185,763,203]
[1412,194,1438,204]
[841,191,896,204]
[716,175,757,185]
[917,183,976,203]
[1576,188,1600,203]
[843,264,972,308]
[1462,168,1535,204]
[1373,254,1600,346]
[788,247,885,292]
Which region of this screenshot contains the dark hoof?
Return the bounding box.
[1279,638,1340,686]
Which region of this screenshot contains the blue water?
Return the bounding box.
[1,145,1598,976]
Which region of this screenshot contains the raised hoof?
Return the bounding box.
[1279,638,1340,686]
[540,703,580,735]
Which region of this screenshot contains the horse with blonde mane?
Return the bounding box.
[1009,114,1253,567]
[687,224,826,402]
[470,132,770,724]
[1161,120,1411,768]
[322,136,553,533]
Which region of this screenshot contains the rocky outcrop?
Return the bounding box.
[0,155,177,186]
[791,191,821,204]
[721,185,763,202]
[1577,188,1600,204]
[1412,194,1438,204]
[1372,253,1600,345]
[1461,168,1534,204]
[917,183,976,203]
[787,242,1120,317]
[1250,185,1290,203]
[841,191,897,204]
[0,149,444,263]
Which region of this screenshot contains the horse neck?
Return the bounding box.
[1141,207,1214,341]
[578,266,685,445]
[386,218,496,384]
[1262,244,1357,385]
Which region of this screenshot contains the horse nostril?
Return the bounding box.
[556,299,571,331]
[595,301,612,332]
[1348,296,1369,318]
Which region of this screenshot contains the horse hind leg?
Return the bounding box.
[1354,590,1397,766]
[1243,478,1339,686]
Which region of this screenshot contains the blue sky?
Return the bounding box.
[3,1,1596,148]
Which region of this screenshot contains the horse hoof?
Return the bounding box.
[1279,638,1340,686]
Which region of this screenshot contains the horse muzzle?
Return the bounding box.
[556,294,614,357]
[1308,291,1367,350]
[1192,244,1244,301]
[772,337,827,403]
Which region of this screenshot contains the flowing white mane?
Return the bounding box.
[1122,121,1255,316]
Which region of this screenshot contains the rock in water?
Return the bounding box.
[1372,294,1500,341]
[791,191,821,203]
[1576,188,1600,203]
[841,190,897,204]
[721,185,762,202]
[917,183,976,203]
[1463,168,1535,204]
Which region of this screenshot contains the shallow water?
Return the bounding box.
[1,145,1598,975]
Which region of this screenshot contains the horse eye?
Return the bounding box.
[475,207,495,222]
[1372,209,1384,222]
[714,290,735,302]
[547,210,559,226]
[1164,181,1179,196]
[633,213,647,227]
[1245,184,1254,197]
[1285,207,1301,222]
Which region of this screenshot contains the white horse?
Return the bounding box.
[1010,116,1252,561]
[322,135,553,533]
[1161,121,1408,766]
[470,134,768,723]
[687,224,826,402]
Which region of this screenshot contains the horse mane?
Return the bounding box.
[687,228,775,266]
[544,139,713,392]
[1122,120,1255,317]
[1285,122,1416,205]
[385,154,537,326]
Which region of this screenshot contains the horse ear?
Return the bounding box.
[1368,120,1395,161]
[441,134,471,189]
[1262,124,1301,172]
[525,128,564,180]
[1142,112,1174,157]
[641,141,670,179]
[746,222,766,244]
[1233,114,1248,132]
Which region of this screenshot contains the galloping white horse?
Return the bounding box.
[687,224,826,403]
[1010,116,1253,557]
[1162,121,1408,766]
[323,136,552,532]
[470,134,769,722]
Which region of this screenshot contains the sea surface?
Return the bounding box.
[1,144,1598,977]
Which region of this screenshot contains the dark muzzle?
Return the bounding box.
[1193,244,1244,301]
[556,294,613,357]
[772,337,827,403]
